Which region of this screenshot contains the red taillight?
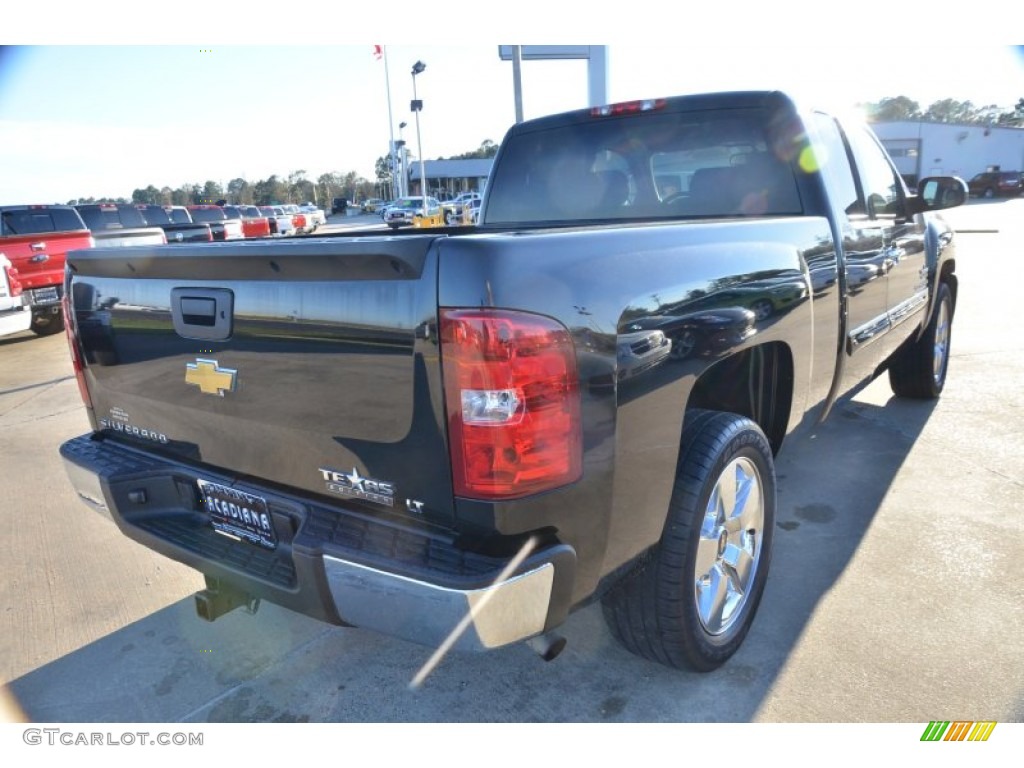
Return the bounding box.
[440,309,581,500]
[4,264,22,297]
[62,288,93,410]
[590,98,667,117]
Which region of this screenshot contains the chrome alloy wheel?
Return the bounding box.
[693,456,764,636]
[932,296,951,385]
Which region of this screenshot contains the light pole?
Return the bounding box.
[380,46,398,202]
[411,60,427,217]
[397,121,408,197]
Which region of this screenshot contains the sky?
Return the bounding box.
[2,6,1022,206]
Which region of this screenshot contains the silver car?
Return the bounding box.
[383,196,441,229]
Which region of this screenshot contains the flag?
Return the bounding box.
[373,45,383,60]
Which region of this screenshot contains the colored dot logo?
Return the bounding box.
[200,49,213,53]
[921,721,997,741]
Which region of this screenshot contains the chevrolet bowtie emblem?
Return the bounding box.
[185,358,236,396]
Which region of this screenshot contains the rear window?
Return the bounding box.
[484,107,803,226]
[168,208,191,224]
[188,207,227,222]
[136,205,172,226]
[1,207,87,235]
[77,205,148,230]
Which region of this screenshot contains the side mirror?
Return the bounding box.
[908,176,968,214]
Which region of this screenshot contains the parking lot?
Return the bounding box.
[1,199,1022,724]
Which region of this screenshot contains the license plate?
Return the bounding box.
[30,286,60,304]
[197,480,277,550]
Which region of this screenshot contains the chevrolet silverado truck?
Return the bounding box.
[0,204,94,335]
[59,91,965,672]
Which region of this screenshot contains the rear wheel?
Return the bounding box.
[750,299,773,321]
[31,310,64,336]
[888,281,953,399]
[982,187,995,199]
[602,409,776,671]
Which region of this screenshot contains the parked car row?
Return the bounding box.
[71,202,325,246]
[369,192,483,227]
[186,202,324,240]
[360,192,484,226]
[0,198,327,337]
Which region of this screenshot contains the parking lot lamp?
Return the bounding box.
[398,122,408,197]
[411,60,427,217]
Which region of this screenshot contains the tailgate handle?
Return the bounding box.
[171,287,233,341]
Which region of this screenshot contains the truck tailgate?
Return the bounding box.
[65,237,455,524]
[1,230,93,290]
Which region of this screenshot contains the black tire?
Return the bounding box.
[669,330,697,360]
[982,187,995,199]
[750,299,774,321]
[888,281,953,399]
[602,409,776,671]
[31,312,65,336]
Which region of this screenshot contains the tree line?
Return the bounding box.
[71,171,370,208]
[862,96,1024,126]
[66,139,500,207]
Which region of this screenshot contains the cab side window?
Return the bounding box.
[810,113,859,220]
[844,124,905,220]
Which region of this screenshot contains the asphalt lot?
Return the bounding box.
[1,200,1022,724]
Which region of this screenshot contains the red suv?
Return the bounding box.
[967,171,1022,198]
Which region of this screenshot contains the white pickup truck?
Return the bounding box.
[299,204,327,231]
[0,252,32,338]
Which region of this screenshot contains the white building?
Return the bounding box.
[871,120,1024,186]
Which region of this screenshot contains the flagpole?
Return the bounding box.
[382,46,398,201]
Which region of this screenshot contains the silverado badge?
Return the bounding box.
[185,359,236,396]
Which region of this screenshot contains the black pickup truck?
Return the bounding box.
[134,204,213,244]
[59,91,965,672]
